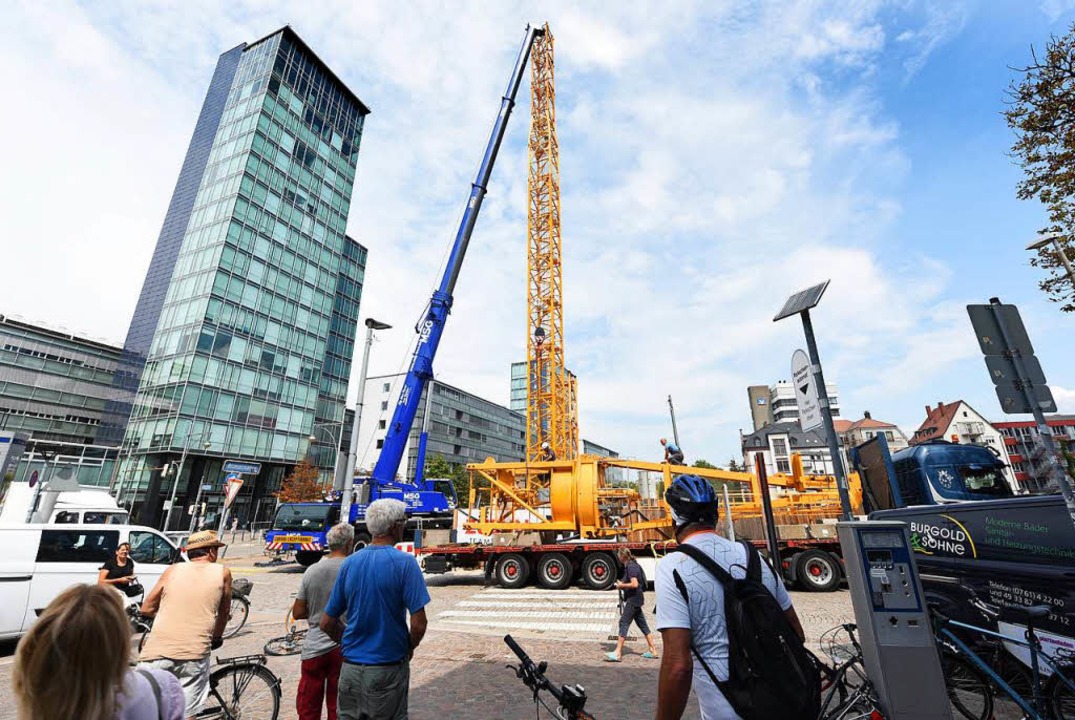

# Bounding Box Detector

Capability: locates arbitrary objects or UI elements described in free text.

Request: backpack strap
[136,669,164,720]
[739,540,762,582]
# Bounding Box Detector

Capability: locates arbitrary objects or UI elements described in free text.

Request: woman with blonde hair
[13,583,184,719]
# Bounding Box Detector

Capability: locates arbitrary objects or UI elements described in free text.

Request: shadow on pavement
[410,659,700,720]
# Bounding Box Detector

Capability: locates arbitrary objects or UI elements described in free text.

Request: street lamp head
[203,441,212,450]
[309,434,318,443]
[365,318,392,331]
[1027,231,1064,251]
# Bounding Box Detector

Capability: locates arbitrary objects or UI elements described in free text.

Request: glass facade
[116,28,370,528]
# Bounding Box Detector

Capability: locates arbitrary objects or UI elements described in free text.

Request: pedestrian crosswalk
[437,588,622,636]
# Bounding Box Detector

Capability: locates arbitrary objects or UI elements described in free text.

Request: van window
[84,512,128,525]
[36,530,119,564]
[53,511,81,524]
[130,531,175,564]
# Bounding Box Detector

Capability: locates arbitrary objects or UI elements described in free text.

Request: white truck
[0,481,128,526]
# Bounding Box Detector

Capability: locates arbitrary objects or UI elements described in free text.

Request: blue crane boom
[371,24,545,483]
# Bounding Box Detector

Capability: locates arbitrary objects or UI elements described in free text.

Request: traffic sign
[968,304,1034,356]
[995,383,1057,415]
[201,484,213,491]
[791,349,822,431]
[28,470,38,488]
[984,355,1047,386]
[224,476,244,508]
[223,460,261,475]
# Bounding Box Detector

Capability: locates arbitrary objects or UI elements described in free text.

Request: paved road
[0,541,858,719]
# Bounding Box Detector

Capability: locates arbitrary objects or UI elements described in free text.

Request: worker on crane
[539,442,556,461]
[661,438,684,466]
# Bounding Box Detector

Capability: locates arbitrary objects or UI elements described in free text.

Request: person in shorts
[606,547,660,662]
[139,530,232,718]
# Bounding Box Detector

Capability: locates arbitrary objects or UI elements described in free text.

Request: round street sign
[28,470,38,488]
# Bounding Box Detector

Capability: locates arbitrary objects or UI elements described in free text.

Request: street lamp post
[309,422,344,488]
[1028,231,1075,297]
[162,430,210,531]
[342,318,391,521]
[187,440,215,534]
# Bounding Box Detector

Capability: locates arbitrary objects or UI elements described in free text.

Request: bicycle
[505,635,594,720]
[223,577,253,639]
[815,624,884,720]
[932,603,1075,720]
[194,654,281,720]
[264,627,307,656]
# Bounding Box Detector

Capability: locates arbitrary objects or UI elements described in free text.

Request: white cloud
[0,0,987,465]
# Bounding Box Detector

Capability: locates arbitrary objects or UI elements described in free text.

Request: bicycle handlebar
[504,635,592,719]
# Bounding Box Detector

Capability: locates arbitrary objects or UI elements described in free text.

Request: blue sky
[1,1,1074,467]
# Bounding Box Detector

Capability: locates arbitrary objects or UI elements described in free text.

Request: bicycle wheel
[223,597,249,639]
[942,653,993,720]
[263,633,303,657]
[1049,665,1075,720]
[199,662,280,720]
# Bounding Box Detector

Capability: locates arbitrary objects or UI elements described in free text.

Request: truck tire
[580,552,617,591]
[795,549,841,592]
[295,550,322,568]
[495,553,530,589]
[536,553,574,590]
[353,532,372,552]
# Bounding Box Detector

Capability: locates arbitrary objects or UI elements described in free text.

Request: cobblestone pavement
[0,541,857,719]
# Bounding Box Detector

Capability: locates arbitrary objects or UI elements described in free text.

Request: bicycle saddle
[999,604,1051,624]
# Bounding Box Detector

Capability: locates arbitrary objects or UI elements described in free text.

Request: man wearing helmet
[653,475,805,720]
[538,442,556,461]
[660,438,684,465]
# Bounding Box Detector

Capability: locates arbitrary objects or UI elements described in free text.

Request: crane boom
[372,25,545,482]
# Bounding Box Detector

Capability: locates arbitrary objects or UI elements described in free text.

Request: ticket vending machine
[837,521,953,720]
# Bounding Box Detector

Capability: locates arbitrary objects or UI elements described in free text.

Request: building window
[378,420,386,429]
[776,459,791,473]
[382,382,390,393]
[376,439,384,449]
[771,438,788,456]
[381,401,388,411]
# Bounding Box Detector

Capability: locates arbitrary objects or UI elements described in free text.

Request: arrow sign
[791,349,822,431]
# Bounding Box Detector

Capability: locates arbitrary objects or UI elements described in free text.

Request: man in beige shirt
[139,530,233,719]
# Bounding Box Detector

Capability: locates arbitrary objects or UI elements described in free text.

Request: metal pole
[668,395,681,447]
[754,452,781,563]
[188,472,207,534]
[414,387,434,485]
[722,483,735,541]
[988,299,1075,527]
[1050,237,1075,290]
[332,421,344,491]
[343,322,377,522]
[26,452,54,524]
[800,309,853,520]
[162,443,191,532]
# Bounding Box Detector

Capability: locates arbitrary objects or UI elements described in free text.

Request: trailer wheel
[353,532,372,552]
[295,550,322,568]
[580,552,617,591]
[495,553,530,589]
[536,553,574,590]
[795,549,840,592]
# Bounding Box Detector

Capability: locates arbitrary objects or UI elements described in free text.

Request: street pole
[343,318,391,522]
[801,309,854,520]
[667,395,680,448]
[988,298,1075,527]
[162,431,205,532]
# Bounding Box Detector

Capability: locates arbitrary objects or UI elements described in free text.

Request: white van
[0,483,129,526]
[0,524,181,639]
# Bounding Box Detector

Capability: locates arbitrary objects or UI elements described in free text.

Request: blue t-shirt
[324,545,430,664]
[666,441,681,454]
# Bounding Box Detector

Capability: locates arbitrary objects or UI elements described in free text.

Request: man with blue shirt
[320,499,429,720]
[661,437,685,465]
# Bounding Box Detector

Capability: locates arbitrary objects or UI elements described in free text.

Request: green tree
[727,458,744,473]
[424,454,469,506]
[692,459,717,469]
[1006,26,1075,312]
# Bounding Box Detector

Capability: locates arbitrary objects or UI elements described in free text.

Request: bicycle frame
[936,616,1075,719]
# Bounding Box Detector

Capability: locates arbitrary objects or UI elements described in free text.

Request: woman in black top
[97,542,136,593]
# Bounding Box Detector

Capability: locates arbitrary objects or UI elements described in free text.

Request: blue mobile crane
[265,25,545,566]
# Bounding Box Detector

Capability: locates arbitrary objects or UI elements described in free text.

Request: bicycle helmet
[665,474,718,527]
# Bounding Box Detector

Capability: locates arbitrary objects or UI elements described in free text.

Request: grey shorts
[337,660,410,720]
[618,604,651,638]
[138,656,211,717]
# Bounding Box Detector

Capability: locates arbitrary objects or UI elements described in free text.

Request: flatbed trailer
[417,533,846,592]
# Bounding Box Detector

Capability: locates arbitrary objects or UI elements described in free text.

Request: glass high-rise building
[112,28,370,528]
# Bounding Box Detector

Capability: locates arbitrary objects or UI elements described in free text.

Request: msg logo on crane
[910,515,978,558]
[417,320,434,344]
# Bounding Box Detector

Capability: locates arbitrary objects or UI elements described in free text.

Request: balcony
[956,421,985,437]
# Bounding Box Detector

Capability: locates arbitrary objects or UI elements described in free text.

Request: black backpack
[671,541,820,720]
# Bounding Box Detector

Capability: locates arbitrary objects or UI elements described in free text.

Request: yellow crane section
[465,455,863,540]
[525,23,577,462]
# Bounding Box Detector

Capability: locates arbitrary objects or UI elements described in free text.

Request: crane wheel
[495,553,531,589]
[581,552,617,591]
[536,553,574,590]
[795,549,841,592]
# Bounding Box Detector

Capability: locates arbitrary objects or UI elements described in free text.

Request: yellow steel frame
[526,24,577,462]
[465,455,864,540]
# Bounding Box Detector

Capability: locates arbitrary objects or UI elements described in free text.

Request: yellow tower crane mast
[526,24,578,462]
